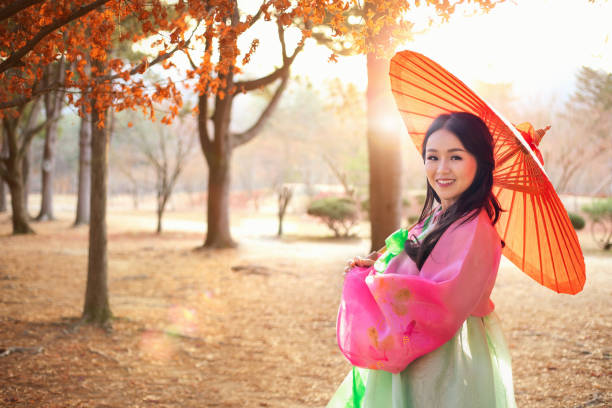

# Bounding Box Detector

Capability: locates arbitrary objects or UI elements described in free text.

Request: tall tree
[82,79,111,324]
[277,185,293,237]
[312,0,507,250]
[127,111,195,233]
[180,1,346,248]
[76,3,190,325]
[36,58,67,221]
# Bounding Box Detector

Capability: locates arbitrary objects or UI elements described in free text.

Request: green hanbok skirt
[326,312,517,408]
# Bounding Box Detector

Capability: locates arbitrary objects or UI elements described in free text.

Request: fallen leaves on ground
[0,211,610,407]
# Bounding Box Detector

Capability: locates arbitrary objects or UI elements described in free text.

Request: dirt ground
[0,206,610,408]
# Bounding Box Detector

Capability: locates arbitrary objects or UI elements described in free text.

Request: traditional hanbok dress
[326,208,517,408]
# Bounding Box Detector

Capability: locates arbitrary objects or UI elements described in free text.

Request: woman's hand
[344,251,380,276]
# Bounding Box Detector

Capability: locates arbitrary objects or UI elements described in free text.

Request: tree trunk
[277,186,292,237]
[277,216,283,237]
[21,145,31,214]
[37,61,65,221]
[36,117,57,220]
[1,116,35,234]
[0,134,6,213]
[156,189,168,234]
[74,109,91,225]
[156,206,163,234]
[81,105,111,325]
[0,181,6,212]
[204,155,235,247]
[131,184,139,210]
[199,90,237,249]
[366,53,402,252]
[7,173,34,234]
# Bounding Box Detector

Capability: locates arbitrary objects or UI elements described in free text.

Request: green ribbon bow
[373,214,434,274]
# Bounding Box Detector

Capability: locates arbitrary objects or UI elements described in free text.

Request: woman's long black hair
[405,112,504,269]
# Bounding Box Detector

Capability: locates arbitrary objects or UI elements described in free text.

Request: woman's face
[424,128,478,211]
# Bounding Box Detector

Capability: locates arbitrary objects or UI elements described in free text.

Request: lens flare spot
[167,305,198,336]
[139,331,175,361]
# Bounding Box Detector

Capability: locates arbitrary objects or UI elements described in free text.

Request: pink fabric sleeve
[336,209,502,373]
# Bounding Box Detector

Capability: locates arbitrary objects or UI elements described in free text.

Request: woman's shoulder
[450,207,501,246]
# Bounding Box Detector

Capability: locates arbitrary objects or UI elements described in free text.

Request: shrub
[360,198,369,213]
[568,212,585,230]
[307,196,359,237]
[582,198,612,222]
[582,198,612,250]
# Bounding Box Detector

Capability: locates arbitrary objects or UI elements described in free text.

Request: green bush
[582,198,612,222]
[568,212,585,230]
[360,198,369,213]
[307,196,359,237]
[582,198,612,251]
[414,193,426,205]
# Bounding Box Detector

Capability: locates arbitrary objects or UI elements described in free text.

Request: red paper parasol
[389,50,585,294]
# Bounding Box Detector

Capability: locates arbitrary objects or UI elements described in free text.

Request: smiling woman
[329,112,515,408]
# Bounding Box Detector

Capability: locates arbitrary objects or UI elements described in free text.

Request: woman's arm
[336,210,501,373]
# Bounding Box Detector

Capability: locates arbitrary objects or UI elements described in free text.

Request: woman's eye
[451,155,462,160]
[426,155,438,161]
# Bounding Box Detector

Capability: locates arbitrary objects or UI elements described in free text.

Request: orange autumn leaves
[1,0,187,125]
[1,0,506,126]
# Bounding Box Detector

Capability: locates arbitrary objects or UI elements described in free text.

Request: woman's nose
[437,158,451,173]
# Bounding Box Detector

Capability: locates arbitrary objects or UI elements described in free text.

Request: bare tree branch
[231,21,305,148]
[184,49,199,70]
[247,1,272,28]
[231,70,288,148]
[137,129,164,174]
[234,23,303,92]
[322,153,354,197]
[107,35,192,81]
[234,64,287,93]
[277,19,288,61]
[19,113,60,160]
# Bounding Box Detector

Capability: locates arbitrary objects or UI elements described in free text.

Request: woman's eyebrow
[425,148,466,153]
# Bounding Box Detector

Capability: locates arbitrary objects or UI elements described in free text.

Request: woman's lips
[436,179,455,187]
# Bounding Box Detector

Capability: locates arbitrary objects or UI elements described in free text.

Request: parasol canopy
[389,50,585,294]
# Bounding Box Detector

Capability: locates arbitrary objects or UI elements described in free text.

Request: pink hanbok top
[336,208,502,373]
